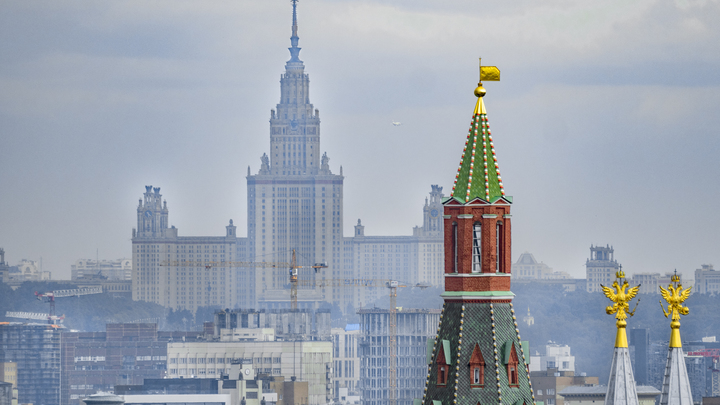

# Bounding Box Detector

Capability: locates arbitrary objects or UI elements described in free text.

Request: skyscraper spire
[288,0,302,64]
[601,270,641,405]
[658,273,693,405]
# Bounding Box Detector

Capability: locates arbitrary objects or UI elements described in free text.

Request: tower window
[469,344,485,388]
[452,222,458,273]
[472,222,482,272]
[496,221,504,273]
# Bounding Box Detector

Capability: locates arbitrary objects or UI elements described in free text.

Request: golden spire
[601,268,641,348]
[473,58,500,115]
[660,270,691,348]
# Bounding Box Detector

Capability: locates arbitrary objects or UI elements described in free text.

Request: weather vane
[473,58,500,114]
[601,268,641,347]
[659,270,691,348]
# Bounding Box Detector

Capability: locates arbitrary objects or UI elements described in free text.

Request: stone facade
[585,245,620,293]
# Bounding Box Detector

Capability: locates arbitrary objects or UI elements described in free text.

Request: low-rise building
[61,323,199,405]
[166,339,332,405]
[529,369,599,405]
[558,384,660,405]
[530,343,575,373]
[72,259,132,281]
[512,253,571,280]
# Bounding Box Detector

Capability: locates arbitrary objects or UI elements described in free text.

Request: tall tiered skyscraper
[423,62,534,405]
[246,0,346,309]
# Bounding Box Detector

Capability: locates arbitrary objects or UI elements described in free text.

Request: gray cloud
[0,0,718,279]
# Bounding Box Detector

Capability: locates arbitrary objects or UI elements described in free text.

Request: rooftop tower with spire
[245,0,346,311]
[658,273,693,405]
[422,60,534,405]
[600,270,641,405]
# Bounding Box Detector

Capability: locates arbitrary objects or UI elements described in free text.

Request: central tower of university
[245,0,346,309]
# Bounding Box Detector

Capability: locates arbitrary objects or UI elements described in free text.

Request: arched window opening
[472,222,482,272]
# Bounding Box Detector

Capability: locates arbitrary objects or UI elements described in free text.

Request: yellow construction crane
[296,278,429,405]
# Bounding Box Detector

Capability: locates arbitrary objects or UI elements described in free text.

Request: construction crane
[5,311,65,324]
[688,349,720,395]
[161,249,328,311]
[295,278,429,405]
[35,287,103,323]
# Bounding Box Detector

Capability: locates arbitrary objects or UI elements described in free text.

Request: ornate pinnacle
[601,269,641,348]
[288,0,302,63]
[659,271,691,348]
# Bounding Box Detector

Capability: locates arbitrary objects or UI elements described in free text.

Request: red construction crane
[34,287,102,323]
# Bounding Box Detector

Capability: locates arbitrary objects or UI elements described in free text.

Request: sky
[1,0,719,280]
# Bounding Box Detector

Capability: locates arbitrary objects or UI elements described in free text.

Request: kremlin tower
[422,61,534,405]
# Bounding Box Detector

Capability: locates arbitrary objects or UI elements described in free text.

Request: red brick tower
[422,61,534,405]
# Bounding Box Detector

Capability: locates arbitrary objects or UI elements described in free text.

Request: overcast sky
[1,0,719,280]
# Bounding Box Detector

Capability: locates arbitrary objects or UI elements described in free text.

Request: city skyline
[1,0,719,280]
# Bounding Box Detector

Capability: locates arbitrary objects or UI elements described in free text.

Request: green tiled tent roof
[451,98,506,203]
[423,302,534,405]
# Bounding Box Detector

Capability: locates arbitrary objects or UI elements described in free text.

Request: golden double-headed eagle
[659,279,691,322]
[601,272,640,326]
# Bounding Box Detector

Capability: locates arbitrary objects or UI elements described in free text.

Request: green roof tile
[450,98,507,203]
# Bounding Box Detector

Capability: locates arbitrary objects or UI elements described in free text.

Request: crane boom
[34,287,102,323]
[160,260,291,268]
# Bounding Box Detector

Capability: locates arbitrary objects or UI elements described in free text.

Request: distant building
[166,340,332,405]
[0,323,63,405]
[332,324,361,399]
[0,382,12,405]
[632,272,684,295]
[358,308,440,405]
[213,308,331,341]
[0,362,16,388]
[512,253,571,280]
[694,264,720,294]
[530,369,599,405]
[117,363,269,405]
[127,2,447,315]
[558,384,660,405]
[529,343,575,373]
[60,323,199,405]
[71,259,132,281]
[6,259,51,282]
[345,186,444,309]
[628,328,649,385]
[585,245,620,293]
[0,249,8,283]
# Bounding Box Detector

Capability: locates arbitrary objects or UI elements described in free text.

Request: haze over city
[1,0,719,280]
